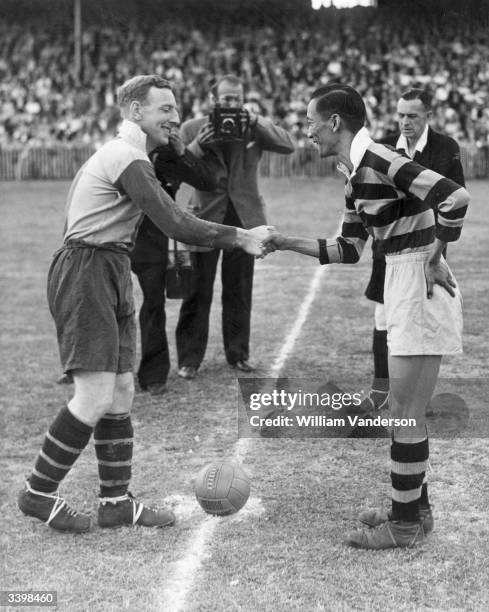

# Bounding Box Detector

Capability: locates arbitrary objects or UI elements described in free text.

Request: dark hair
[117,75,172,108]
[311,84,366,133]
[399,88,432,110]
[210,74,243,97]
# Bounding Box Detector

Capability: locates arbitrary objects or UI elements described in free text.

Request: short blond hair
[117,75,172,109]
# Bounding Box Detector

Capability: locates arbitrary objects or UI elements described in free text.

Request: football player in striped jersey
[264,84,469,550]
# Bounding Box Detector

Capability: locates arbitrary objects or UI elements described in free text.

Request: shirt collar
[349,126,373,174]
[396,124,429,158]
[118,119,147,152]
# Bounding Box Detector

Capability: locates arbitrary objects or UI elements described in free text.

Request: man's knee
[115,373,135,400]
[108,373,135,414]
[69,371,117,426]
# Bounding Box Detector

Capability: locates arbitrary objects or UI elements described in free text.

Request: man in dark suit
[175,75,295,379]
[130,131,217,395]
[364,88,465,411]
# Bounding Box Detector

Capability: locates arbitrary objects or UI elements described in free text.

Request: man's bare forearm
[280,236,342,263]
[427,238,448,263]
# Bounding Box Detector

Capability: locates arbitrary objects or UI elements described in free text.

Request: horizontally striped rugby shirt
[333,128,469,263]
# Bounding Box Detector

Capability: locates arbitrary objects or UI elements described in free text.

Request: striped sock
[372,328,389,392]
[94,413,133,498]
[420,478,430,507]
[391,437,429,522]
[419,434,430,506]
[29,407,93,493]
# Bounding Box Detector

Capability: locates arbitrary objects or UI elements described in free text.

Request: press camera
[210,105,250,141]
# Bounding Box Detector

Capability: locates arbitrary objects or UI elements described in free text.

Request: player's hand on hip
[424,257,456,299]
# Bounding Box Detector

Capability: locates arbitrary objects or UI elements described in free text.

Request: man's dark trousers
[176,202,254,369]
[130,228,170,389]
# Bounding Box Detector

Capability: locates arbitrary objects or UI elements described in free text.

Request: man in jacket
[130,130,217,395]
[364,88,465,412]
[175,74,295,379]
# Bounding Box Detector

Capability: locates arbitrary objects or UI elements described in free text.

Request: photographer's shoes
[143,383,167,396]
[231,360,256,373]
[177,361,255,378]
[178,366,198,380]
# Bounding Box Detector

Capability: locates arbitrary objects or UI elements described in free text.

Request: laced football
[194,461,250,516]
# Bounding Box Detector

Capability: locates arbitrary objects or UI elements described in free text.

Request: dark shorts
[365,255,386,304]
[47,241,136,374]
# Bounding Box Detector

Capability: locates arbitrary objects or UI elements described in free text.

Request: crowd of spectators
[1,3,489,150]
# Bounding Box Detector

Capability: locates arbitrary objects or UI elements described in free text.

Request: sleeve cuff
[318,239,329,265]
[435,225,461,242]
[210,225,238,250]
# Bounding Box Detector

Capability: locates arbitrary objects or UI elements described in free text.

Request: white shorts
[384,249,463,356]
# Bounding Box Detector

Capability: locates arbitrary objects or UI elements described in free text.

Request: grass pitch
[1,178,488,611]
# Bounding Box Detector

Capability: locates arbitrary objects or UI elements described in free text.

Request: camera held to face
[210,105,250,141]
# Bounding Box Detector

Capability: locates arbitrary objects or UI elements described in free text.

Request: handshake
[237,225,285,258]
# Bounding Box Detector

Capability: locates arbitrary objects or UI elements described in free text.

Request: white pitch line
[267,265,325,380]
[156,264,328,612]
[156,516,218,612]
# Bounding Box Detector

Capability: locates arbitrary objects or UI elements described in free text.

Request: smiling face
[306,98,338,158]
[137,86,180,150]
[397,98,430,144]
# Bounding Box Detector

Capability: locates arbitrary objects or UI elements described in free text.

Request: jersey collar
[396,124,429,158]
[118,119,147,152]
[349,126,373,176]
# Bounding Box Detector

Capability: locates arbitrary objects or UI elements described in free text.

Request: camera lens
[221,118,236,134]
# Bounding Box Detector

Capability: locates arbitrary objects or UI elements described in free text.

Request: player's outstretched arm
[263,230,342,263]
[119,159,237,249]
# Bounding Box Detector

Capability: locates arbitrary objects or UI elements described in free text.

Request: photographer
[176,74,295,379]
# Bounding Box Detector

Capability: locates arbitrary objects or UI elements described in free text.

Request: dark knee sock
[94,413,133,498]
[420,479,429,507]
[372,328,389,392]
[29,406,93,493]
[391,437,429,522]
[419,434,430,506]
